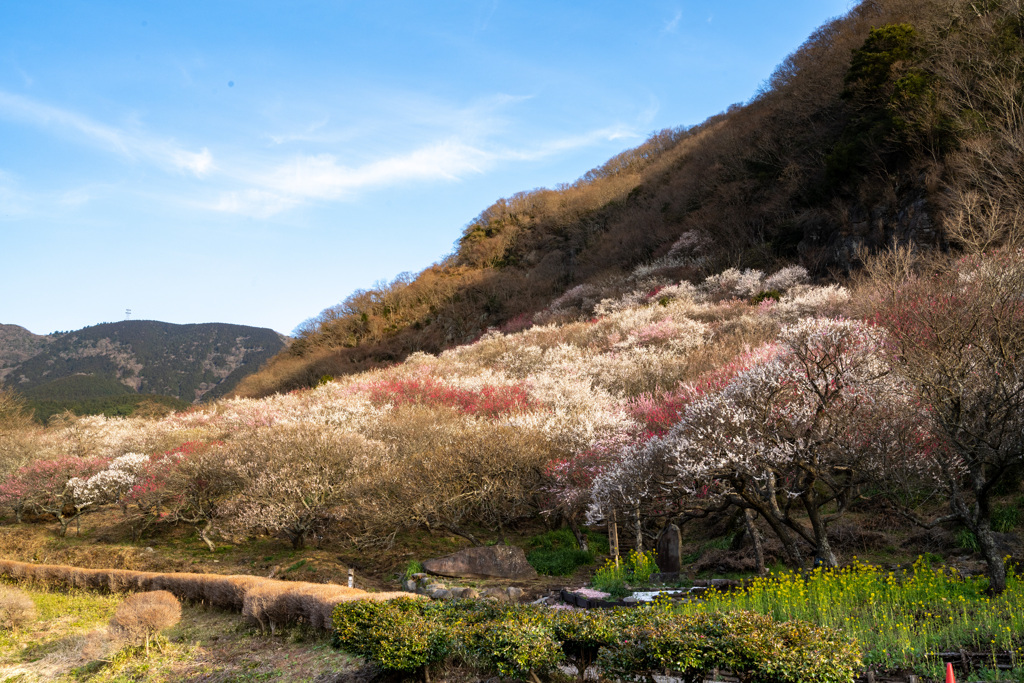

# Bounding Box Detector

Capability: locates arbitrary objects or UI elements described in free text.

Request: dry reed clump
[0,559,417,634]
[243,579,398,633]
[110,590,181,655]
[0,584,37,630]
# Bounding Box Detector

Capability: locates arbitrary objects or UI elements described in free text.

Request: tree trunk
[199,520,216,552]
[804,494,838,568]
[443,524,483,547]
[975,521,1008,594]
[567,518,589,551]
[739,493,805,568]
[744,509,766,575]
[631,506,643,553]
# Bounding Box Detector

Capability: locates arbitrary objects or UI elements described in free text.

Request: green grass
[524,528,608,576]
[667,558,1024,679]
[993,499,1023,532]
[401,559,425,580]
[590,550,658,598]
[0,584,358,682]
[681,534,735,564]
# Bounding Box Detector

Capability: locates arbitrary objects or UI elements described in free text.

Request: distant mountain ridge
[0,324,53,383]
[1,320,288,404]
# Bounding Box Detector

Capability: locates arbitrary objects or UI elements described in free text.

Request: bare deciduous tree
[226,424,375,550]
[875,249,1024,593]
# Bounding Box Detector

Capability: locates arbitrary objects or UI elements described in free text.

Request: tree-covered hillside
[0,325,52,385]
[237,0,1024,398]
[2,320,287,404]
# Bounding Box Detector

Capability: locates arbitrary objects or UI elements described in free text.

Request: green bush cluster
[591,550,658,597]
[992,499,1023,532]
[525,529,607,576]
[750,289,782,305]
[599,609,861,683]
[331,598,861,683]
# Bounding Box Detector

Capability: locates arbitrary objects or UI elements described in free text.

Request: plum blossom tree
[2,456,109,536]
[545,437,625,551]
[614,318,907,568]
[583,345,785,547]
[121,441,237,548]
[874,249,1024,593]
[226,424,373,550]
[70,453,151,508]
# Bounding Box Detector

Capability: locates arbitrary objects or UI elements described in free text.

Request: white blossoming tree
[226,424,374,550]
[661,318,908,567]
[70,453,151,508]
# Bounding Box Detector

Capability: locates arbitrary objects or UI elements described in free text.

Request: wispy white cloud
[663,9,682,33]
[265,117,332,145]
[170,147,214,175]
[503,125,636,160]
[267,141,489,197]
[0,170,105,218]
[211,189,301,219]
[476,0,500,32]
[211,141,493,217]
[0,90,213,177]
[0,89,640,220]
[211,124,639,217]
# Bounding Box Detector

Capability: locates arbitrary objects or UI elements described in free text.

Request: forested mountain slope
[2,320,287,404]
[0,325,52,385]
[237,0,1024,397]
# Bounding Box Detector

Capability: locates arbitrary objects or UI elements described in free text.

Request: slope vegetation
[238,0,1024,397]
[3,320,287,405]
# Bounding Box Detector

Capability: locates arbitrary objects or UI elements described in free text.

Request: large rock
[656,523,682,573]
[423,545,538,580]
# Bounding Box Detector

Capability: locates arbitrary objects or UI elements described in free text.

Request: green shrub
[591,550,658,597]
[550,608,618,681]
[598,610,861,683]
[461,607,564,680]
[525,529,606,576]
[333,598,451,674]
[751,290,782,305]
[331,599,859,683]
[993,501,1022,533]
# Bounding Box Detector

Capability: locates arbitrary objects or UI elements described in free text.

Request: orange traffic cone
[946,662,956,683]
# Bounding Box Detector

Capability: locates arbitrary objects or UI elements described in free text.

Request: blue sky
[1,1,852,336]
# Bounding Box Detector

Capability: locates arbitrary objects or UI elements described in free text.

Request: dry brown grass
[0,584,36,631]
[0,558,419,634]
[109,590,181,654]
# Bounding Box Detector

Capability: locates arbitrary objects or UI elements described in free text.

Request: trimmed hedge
[0,559,417,633]
[332,599,862,683]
